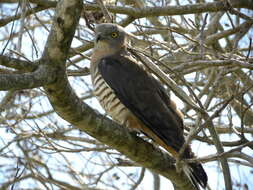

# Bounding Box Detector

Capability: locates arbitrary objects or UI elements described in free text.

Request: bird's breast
[91,65,138,129]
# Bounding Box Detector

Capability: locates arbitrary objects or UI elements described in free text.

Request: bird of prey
[90,23,207,189]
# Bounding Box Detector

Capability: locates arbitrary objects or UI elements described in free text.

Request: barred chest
[90,63,130,126]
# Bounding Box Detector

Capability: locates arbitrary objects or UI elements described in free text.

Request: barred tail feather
[182,162,208,190]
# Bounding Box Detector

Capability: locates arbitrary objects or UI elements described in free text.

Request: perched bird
[90,23,207,189]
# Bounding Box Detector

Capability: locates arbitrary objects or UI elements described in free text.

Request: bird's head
[94,23,127,50]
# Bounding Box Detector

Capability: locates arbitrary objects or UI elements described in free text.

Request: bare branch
[0,55,38,71]
[0,65,56,90]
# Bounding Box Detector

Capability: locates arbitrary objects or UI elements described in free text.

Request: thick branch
[45,76,195,190]
[0,55,38,71]
[83,0,253,18]
[0,65,56,90]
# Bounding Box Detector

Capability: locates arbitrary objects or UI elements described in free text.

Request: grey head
[94,23,127,49]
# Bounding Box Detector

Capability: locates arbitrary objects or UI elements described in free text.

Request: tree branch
[0,55,38,71]
[0,65,56,90]
[83,0,253,18]
[0,5,51,27]
[40,0,196,189]
[1,0,252,28]
[206,20,253,45]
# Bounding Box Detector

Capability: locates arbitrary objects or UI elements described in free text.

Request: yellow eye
[111,32,118,38]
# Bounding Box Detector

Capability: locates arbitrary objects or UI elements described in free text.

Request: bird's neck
[91,42,127,63]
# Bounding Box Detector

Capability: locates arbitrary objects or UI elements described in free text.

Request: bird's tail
[182,161,208,190]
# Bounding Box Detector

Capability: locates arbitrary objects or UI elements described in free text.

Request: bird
[90,23,208,190]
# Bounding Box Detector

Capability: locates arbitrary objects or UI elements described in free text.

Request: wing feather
[98,55,185,152]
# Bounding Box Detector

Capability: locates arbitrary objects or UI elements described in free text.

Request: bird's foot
[175,157,184,173]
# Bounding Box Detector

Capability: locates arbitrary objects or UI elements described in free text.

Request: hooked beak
[95,33,103,43]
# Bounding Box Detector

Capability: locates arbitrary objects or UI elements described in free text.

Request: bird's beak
[95,33,103,43]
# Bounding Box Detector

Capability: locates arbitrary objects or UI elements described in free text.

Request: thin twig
[225,0,253,21]
[130,168,146,190]
[97,0,113,23]
[200,13,208,58]
[128,48,203,113]
[1,3,20,55]
[186,141,253,163]
[246,37,252,60]
[17,0,27,55]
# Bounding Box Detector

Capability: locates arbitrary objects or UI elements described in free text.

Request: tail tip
[183,162,208,190]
